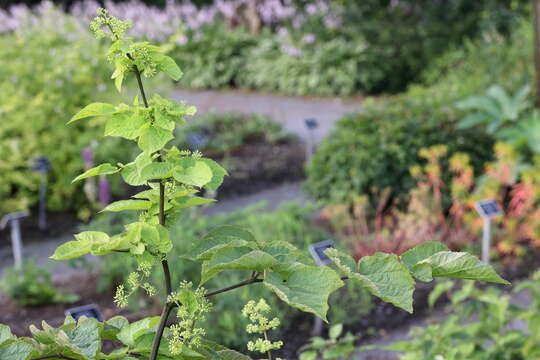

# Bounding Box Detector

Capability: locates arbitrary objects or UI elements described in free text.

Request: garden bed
[0,272,159,337]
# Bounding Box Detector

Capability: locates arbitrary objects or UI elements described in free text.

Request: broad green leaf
[172,196,215,209]
[184,225,256,261]
[69,102,115,124]
[329,324,343,340]
[401,242,450,270]
[326,249,415,313]
[138,125,174,153]
[357,253,415,313]
[75,231,110,243]
[158,55,183,81]
[102,316,129,340]
[72,163,119,183]
[104,111,146,140]
[51,240,93,260]
[65,317,101,358]
[0,339,33,360]
[51,231,109,260]
[264,266,344,321]
[200,248,276,284]
[415,251,509,284]
[200,158,228,191]
[0,325,14,345]
[140,162,174,181]
[101,199,151,213]
[121,163,146,186]
[116,317,160,346]
[173,161,213,188]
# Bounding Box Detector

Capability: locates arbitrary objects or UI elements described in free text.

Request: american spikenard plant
[0,9,511,360]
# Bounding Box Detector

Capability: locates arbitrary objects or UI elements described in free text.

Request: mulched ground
[212,142,306,198]
[0,272,160,337]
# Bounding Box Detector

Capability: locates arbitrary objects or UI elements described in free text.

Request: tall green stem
[130,61,173,360]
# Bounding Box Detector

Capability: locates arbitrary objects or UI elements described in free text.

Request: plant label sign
[309,240,335,266]
[65,304,103,321]
[304,118,319,129]
[475,199,503,219]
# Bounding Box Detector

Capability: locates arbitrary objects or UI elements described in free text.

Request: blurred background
[1,0,540,359]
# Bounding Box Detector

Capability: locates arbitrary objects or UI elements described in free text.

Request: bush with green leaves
[0,10,509,360]
[306,19,534,205]
[0,261,79,306]
[380,272,540,359]
[299,323,355,360]
[0,4,134,217]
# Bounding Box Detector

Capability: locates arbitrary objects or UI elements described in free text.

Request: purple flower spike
[82,147,93,165]
[99,176,111,206]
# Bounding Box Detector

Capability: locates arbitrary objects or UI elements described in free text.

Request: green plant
[305,102,493,206]
[0,10,509,360]
[0,261,79,306]
[381,271,540,359]
[299,323,355,360]
[306,17,538,206]
[0,5,134,217]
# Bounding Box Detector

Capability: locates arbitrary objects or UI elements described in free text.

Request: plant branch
[205,277,263,298]
[149,301,174,360]
[264,331,273,360]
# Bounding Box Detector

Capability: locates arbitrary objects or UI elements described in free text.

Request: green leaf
[50,231,109,260]
[121,163,146,186]
[69,102,115,124]
[101,200,151,213]
[200,248,276,284]
[72,163,119,183]
[51,240,93,260]
[65,317,101,358]
[138,125,174,153]
[264,266,344,321]
[200,158,228,191]
[415,251,510,284]
[0,325,14,345]
[102,316,129,340]
[117,317,160,346]
[326,249,415,313]
[329,324,343,340]
[172,196,215,209]
[173,161,213,188]
[139,162,174,181]
[105,111,146,140]
[158,55,183,81]
[185,225,256,261]
[357,253,416,313]
[401,242,450,270]
[0,339,33,360]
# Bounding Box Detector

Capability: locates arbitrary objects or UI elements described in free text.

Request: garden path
[172,89,362,144]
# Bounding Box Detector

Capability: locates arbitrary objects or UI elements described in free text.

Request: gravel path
[172,89,361,144]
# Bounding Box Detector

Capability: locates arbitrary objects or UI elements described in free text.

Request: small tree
[0,10,509,360]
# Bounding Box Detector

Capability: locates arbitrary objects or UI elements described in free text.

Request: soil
[212,141,306,198]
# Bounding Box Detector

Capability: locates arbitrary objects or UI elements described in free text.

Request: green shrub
[172,23,259,90]
[305,19,533,204]
[0,8,132,216]
[0,261,79,306]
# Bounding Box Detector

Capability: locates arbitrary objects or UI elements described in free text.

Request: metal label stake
[474,199,503,264]
[1,211,30,269]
